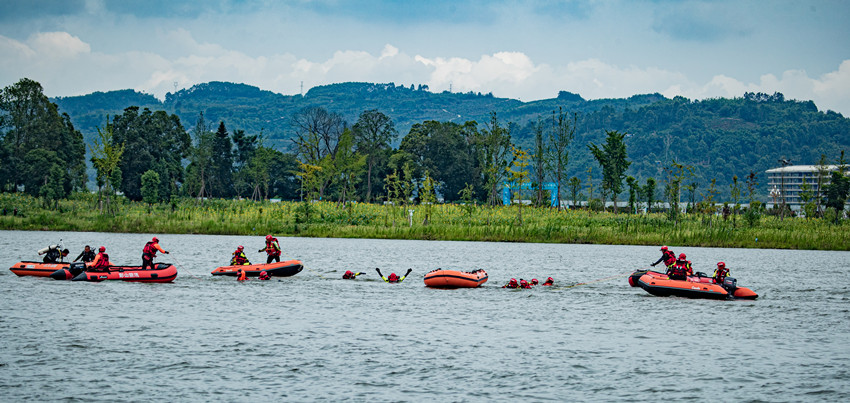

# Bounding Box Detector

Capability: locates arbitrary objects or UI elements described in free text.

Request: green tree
[184,112,214,199]
[547,108,576,210]
[331,129,366,205]
[744,171,761,227]
[588,130,631,213]
[531,117,548,207]
[420,170,437,224]
[0,78,86,195]
[568,176,582,209]
[141,169,161,210]
[507,146,531,225]
[664,161,694,222]
[823,151,849,221]
[112,106,189,201]
[626,176,638,214]
[477,112,513,206]
[290,106,346,199]
[643,178,656,213]
[209,121,234,197]
[400,120,480,202]
[352,109,397,203]
[90,117,125,215]
[730,175,741,226]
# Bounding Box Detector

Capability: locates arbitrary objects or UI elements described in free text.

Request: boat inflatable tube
[70,263,177,283]
[211,259,303,277]
[631,270,757,300]
[9,261,81,277]
[424,269,488,288]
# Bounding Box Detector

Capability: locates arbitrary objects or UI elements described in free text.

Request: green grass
[1,192,848,250]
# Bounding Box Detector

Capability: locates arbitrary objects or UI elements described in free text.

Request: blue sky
[1,0,849,115]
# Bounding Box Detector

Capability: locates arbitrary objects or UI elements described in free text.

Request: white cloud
[675,61,850,114]
[29,32,90,59]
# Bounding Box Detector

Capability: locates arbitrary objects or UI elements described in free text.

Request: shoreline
[1,193,847,251]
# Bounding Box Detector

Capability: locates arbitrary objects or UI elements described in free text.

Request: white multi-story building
[765,165,843,210]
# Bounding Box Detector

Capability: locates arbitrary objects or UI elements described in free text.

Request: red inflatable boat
[9,261,84,277]
[211,259,303,277]
[629,270,757,300]
[54,263,178,283]
[424,269,488,288]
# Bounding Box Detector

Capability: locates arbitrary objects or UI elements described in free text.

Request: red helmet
[531,279,539,285]
[152,237,159,243]
[99,246,106,252]
[520,279,528,285]
[547,277,554,282]
[388,273,399,282]
[509,278,517,284]
[237,245,244,251]
[679,253,687,260]
[266,235,272,240]
[661,246,668,251]
[259,271,269,279]
[717,262,726,268]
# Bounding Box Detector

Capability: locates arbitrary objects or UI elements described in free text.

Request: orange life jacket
[264,238,281,256]
[93,252,109,269]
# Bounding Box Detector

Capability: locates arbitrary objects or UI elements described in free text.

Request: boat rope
[550,270,637,291]
[280,251,326,279]
[170,255,203,280]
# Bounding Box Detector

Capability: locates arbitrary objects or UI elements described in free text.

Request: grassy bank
[1,193,847,250]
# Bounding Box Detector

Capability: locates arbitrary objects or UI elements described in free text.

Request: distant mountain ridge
[52,81,850,199]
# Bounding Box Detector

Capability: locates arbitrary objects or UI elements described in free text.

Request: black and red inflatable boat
[629,270,758,300]
[51,263,177,283]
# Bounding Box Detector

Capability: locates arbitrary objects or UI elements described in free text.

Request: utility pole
[300,81,304,97]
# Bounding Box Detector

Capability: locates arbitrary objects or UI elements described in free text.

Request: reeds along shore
[1,192,847,251]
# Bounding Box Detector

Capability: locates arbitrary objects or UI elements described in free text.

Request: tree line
[3,78,849,224]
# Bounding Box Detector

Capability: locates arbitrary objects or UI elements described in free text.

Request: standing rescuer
[142,237,168,270]
[651,246,676,269]
[259,235,281,263]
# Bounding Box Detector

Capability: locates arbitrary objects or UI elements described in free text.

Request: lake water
[1,230,849,401]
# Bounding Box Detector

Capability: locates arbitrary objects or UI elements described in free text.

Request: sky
[1,0,849,115]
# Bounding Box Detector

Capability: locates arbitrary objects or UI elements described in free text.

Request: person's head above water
[531,279,539,285]
[388,273,399,282]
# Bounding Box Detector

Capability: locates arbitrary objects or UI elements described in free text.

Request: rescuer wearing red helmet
[519,279,531,289]
[376,267,412,283]
[231,245,250,266]
[651,245,676,269]
[258,270,271,281]
[91,246,111,271]
[503,278,520,288]
[713,262,730,284]
[667,252,691,280]
[142,237,168,270]
[258,234,282,263]
[542,277,555,286]
[342,270,364,279]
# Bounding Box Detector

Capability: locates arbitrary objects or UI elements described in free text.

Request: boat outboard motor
[50,262,87,280]
[721,277,738,292]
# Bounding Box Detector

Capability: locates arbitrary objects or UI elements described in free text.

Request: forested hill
[52,81,850,199]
